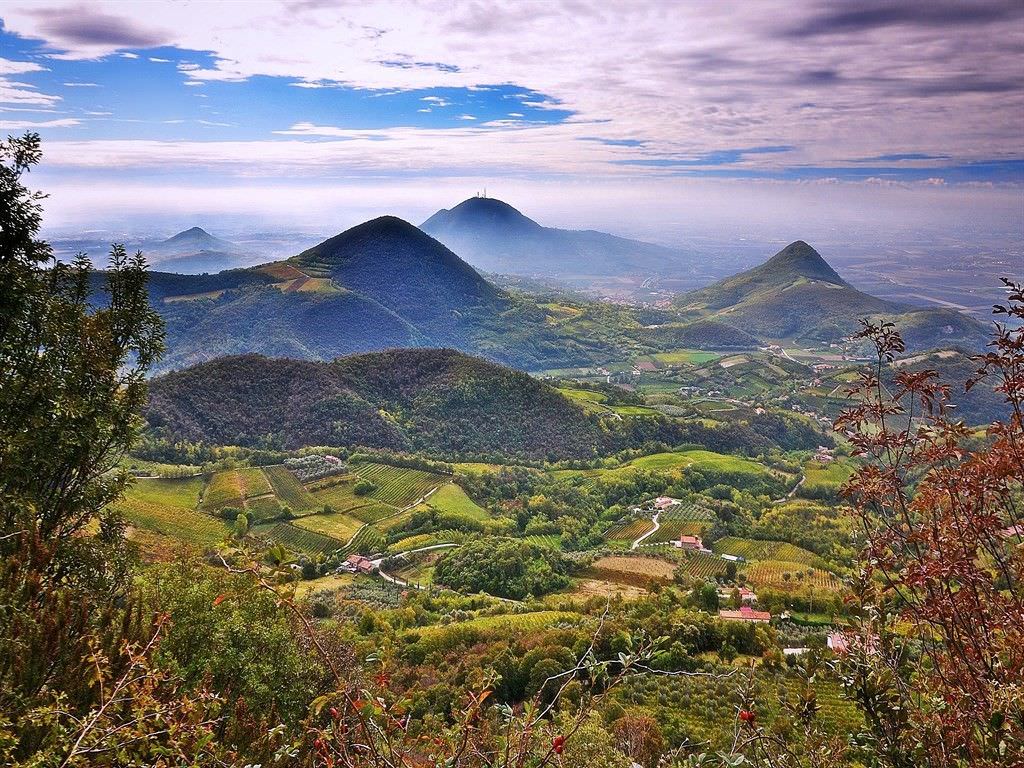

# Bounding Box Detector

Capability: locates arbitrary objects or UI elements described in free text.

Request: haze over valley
[2,2,1022,766]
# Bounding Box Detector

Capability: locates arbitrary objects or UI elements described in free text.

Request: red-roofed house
[675,535,704,551]
[719,606,771,623]
[653,496,678,511]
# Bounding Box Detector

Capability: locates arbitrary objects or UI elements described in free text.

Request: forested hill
[671,240,990,350]
[144,350,611,460]
[128,216,618,374]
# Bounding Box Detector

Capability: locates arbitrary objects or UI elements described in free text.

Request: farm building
[342,554,377,574]
[674,534,704,551]
[720,553,745,563]
[633,361,658,373]
[718,586,757,604]
[719,606,771,623]
[652,496,680,511]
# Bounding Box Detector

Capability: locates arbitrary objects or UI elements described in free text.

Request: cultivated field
[352,462,447,507]
[711,536,823,567]
[585,555,676,587]
[290,511,364,542]
[115,477,228,546]
[264,464,318,511]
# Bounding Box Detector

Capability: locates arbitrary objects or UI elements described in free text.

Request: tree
[0,132,164,557]
[612,713,665,768]
[835,290,1024,767]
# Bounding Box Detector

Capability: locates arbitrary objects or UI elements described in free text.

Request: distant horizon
[1,1,1020,249]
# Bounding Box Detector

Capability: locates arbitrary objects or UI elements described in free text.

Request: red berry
[552,735,565,754]
[329,707,339,720]
[739,709,755,724]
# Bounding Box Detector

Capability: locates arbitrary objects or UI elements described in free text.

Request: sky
[0,0,1022,242]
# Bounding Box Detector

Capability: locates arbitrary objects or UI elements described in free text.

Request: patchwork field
[585,555,676,587]
[711,536,823,567]
[291,511,364,542]
[114,477,227,546]
[264,465,319,511]
[352,462,447,507]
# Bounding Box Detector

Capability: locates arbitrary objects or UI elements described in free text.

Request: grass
[412,483,488,519]
[352,462,447,507]
[260,522,342,555]
[114,477,227,546]
[237,467,273,498]
[200,470,245,511]
[651,349,722,366]
[295,573,356,599]
[711,536,823,567]
[264,465,318,511]
[585,555,676,587]
[290,511,364,542]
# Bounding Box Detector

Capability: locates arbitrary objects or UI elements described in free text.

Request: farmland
[352,462,448,507]
[264,465,318,510]
[260,522,343,556]
[290,510,364,542]
[745,560,843,591]
[603,518,654,543]
[114,477,227,546]
[711,536,824,567]
[585,555,676,587]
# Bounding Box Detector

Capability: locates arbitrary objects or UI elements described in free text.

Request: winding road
[630,513,660,550]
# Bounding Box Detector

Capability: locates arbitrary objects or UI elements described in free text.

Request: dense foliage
[433,539,572,599]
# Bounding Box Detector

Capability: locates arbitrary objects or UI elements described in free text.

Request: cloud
[783,0,1023,37]
[0,117,80,128]
[0,58,47,75]
[0,0,1020,194]
[149,56,171,63]
[63,81,99,87]
[24,5,165,53]
[458,114,476,120]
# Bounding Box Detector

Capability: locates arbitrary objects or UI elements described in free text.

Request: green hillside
[672,240,988,350]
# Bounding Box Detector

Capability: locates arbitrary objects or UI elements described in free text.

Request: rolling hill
[145,226,250,274]
[144,349,611,460]
[421,196,686,277]
[671,240,989,350]
[143,216,619,373]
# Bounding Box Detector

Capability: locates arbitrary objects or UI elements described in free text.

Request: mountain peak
[762,240,845,285]
[421,196,542,233]
[161,226,230,248]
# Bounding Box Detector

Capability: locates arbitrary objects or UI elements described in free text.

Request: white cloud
[63,82,99,87]
[458,114,476,120]
[0,58,47,75]
[0,117,80,128]
[119,52,139,59]
[149,57,171,63]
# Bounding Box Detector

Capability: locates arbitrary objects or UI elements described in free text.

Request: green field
[114,477,228,546]
[200,470,245,511]
[413,483,489,519]
[650,349,722,366]
[648,519,709,543]
[290,510,364,541]
[711,536,823,567]
[352,462,447,507]
[264,465,318,511]
[308,475,389,514]
[237,467,273,498]
[260,522,342,555]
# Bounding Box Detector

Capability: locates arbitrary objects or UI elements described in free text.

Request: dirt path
[631,513,660,550]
